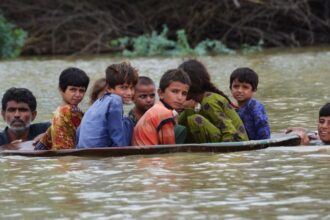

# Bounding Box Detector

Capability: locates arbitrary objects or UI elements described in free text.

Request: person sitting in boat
[132,68,191,146]
[178,59,249,143]
[76,61,138,148]
[286,103,330,145]
[0,87,50,146]
[89,77,107,105]
[128,76,156,126]
[229,67,271,140]
[34,67,90,150]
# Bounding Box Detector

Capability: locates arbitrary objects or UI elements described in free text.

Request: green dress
[179,92,249,143]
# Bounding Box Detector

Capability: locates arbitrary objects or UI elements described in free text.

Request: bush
[0,15,27,59]
[111,25,261,57]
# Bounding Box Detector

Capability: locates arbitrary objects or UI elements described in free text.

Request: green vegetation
[0,15,27,59]
[110,26,263,57]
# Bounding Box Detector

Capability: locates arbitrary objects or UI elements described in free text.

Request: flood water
[0,48,330,219]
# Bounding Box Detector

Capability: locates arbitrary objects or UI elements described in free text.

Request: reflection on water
[1,48,330,218]
[1,148,330,219]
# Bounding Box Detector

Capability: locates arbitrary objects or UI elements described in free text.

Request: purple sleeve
[252,102,271,139]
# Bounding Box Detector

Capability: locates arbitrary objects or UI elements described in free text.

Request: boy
[35,67,89,150]
[128,76,156,125]
[287,103,330,145]
[132,68,191,146]
[0,87,50,146]
[230,67,270,140]
[76,62,138,148]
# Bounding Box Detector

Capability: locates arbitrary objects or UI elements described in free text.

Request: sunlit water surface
[0,48,330,219]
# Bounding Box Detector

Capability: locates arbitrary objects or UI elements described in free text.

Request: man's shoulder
[30,122,51,132]
[0,129,8,146]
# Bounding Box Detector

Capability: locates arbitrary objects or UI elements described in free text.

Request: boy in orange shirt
[128,76,156,125]
[132,69,191,146]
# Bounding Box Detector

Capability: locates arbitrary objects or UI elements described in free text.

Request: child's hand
[32,133,46,146]
[286,127,310,145]
[183,99,196,109]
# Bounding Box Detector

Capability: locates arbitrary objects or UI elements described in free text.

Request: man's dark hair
[229,67,259,91]
[319,103,330,117]
[2,87,37,111]
[59,67,90,92]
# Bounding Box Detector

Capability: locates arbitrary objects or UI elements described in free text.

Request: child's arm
[252,102,271,140]
[107,98,130,147]
[204,98,249,142]
[52,105,81,149]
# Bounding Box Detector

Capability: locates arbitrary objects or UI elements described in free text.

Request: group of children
[34,59,271,150]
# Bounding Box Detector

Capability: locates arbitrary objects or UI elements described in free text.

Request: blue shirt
[237,98,271,140]
[76,93,133,148]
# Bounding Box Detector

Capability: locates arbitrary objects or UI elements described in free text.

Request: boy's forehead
[168,81,189,89]
[120,83,134,86]
[67,85,87,89]
[135,84,155,91]
[234,78,248,83]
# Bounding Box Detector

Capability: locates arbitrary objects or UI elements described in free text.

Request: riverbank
[1,0,330,56]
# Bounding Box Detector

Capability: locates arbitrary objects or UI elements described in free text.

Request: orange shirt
[132,102,175,146]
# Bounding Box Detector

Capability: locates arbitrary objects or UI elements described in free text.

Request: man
[287,103,330,145]
[0,87,50,146]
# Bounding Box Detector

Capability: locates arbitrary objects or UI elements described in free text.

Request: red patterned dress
[38,104,83,150]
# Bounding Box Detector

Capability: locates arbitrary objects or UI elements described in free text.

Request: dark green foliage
[0,15,27,59]
[111,26,262,57]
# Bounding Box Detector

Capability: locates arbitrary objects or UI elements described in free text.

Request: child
[229,67,270,140]
[178,59,249,143]
[76,62,138,148]
[287,103,330,145]
[132,68,191,146]
[89,78,107,105]
[128,76,156,125]
[34,67,89,150]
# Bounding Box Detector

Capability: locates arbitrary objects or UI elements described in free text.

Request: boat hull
[0,134,301,157]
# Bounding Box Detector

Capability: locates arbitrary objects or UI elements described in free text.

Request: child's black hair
[59,67,90,92]
[179,59,233,104]
[319,103,330,117]
[229,67,259,91]
[136,76,155,87]
[159,68,191,92]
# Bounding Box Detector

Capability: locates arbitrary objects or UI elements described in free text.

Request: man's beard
[8,119,31,133]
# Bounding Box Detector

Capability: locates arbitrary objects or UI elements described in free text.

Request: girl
[35,67,89,150]
[178,59,249,143]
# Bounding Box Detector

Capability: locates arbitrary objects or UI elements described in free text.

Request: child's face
[318,116,330,144]
[230,79,254,105]
[158,81,189,111]
[61,86,86,106]
[108,83,134,104]
[133,84,156,112]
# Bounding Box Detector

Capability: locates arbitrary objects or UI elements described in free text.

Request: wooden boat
[0,134,301,157]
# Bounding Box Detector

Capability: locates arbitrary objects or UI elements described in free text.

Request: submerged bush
[110,25,262,57]
[0,15,27,59]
